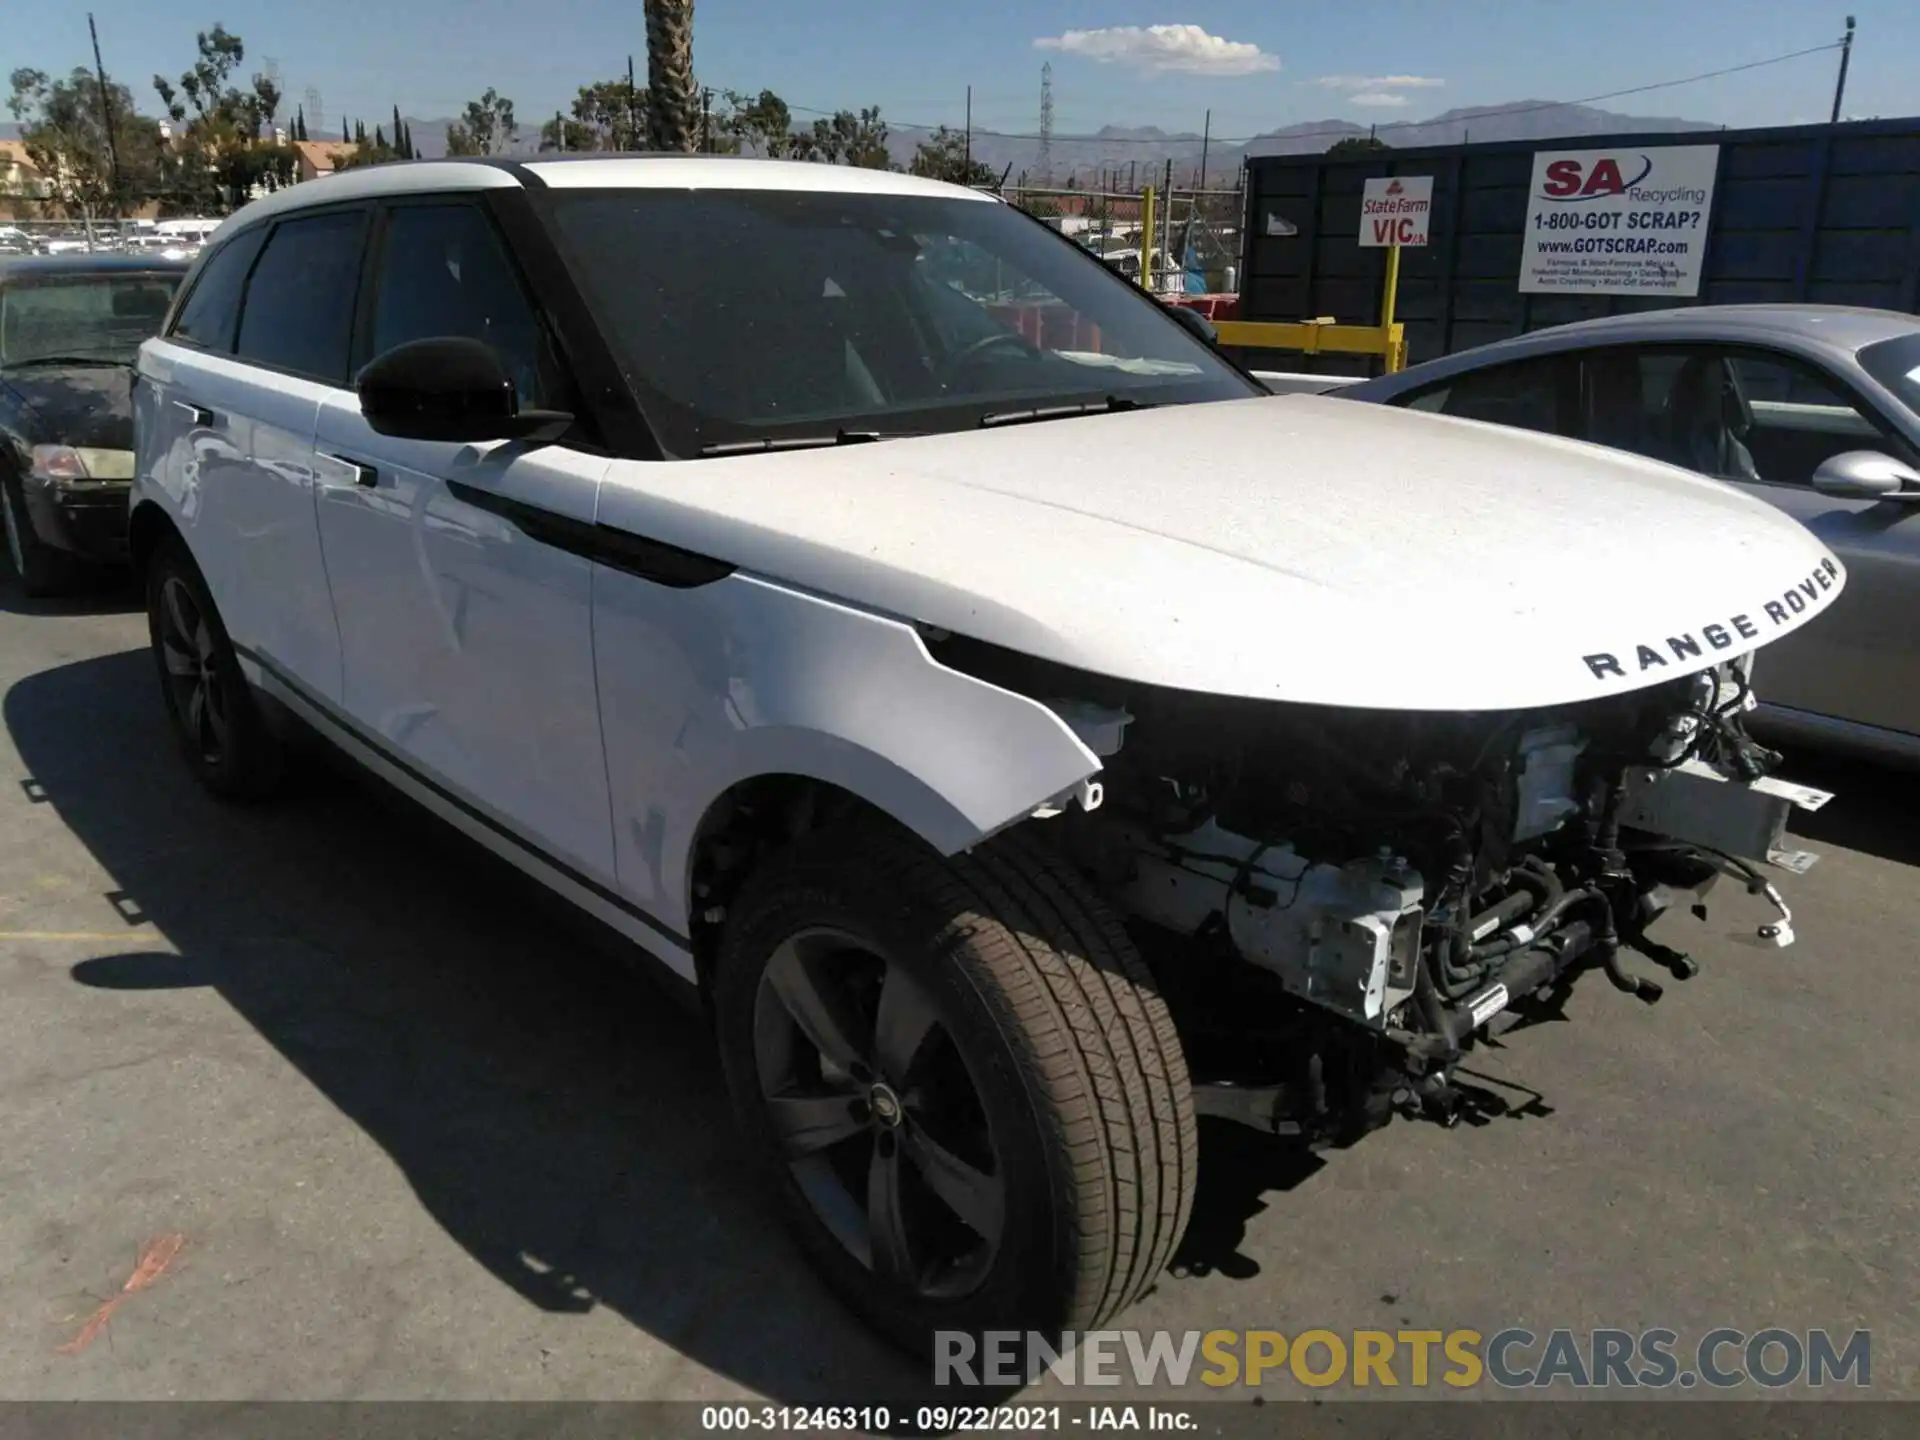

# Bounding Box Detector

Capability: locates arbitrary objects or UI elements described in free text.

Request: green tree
[1327,134,1390,156]
[790,106,890,168]
[716,88,793,157]
[152,25,293,213]
[334,131,403,171]
[292,104,308,142]
[907,126,992,187]
[444,87,516,156]
[7,66,167,218]
[401,121,414,159]
[645,0,698,152]
[539,75,647,152]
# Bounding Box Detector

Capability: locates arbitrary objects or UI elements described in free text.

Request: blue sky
[8,1,1911,140]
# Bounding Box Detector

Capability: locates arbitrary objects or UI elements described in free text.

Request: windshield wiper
[977,396,1156,429]
[4,354,133,370]
[698,429,896,457]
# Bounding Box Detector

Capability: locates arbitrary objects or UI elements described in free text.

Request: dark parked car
[1,254,189,594]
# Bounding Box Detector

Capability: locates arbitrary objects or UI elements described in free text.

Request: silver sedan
[1337,306,1920,766]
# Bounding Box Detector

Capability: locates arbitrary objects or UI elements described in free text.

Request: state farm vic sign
[1519,144,1720,296]
[1359,175,1433,247]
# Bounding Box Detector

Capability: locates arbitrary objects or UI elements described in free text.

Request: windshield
[1858,332,1920,420]
[544,187,1259,455]
[0,272,182,368]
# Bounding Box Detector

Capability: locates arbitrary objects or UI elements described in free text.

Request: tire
[3,475,72,598]
[145,538,287,801]
[715,822,1197,1353]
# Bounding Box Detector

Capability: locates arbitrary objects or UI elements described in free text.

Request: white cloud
[1033,25,1281,77]
[1311,74,1445,90]
[1348,92,1412,108]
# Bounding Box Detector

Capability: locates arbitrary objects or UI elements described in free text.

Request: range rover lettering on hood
[1582,556,1844,682]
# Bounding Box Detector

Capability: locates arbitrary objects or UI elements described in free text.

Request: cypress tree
[402,121,414,159]
[343,118,350,144]
[392,105,404,155]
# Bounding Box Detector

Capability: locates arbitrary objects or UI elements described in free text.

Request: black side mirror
[1165,304,1218,347]
[356,336,572,444]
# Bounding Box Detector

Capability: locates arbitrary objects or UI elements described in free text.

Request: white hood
[594,394,1845,711]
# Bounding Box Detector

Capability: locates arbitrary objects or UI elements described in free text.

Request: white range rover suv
[132,156,1843,1349]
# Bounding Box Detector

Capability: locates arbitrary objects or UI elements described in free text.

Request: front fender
[591,567,1102,938]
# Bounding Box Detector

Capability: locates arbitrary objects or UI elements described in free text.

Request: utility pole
[1830,15,1856,123]
[1037,61,1054,185]
[1161,156,1174,292]
[555,109,566,151]
[1198,109,1211,195]
[627,55,638,149]
[964,85,972,173]
[87,13,123,215]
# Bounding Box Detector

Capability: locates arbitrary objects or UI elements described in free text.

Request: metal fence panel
[1239,116,1920,375]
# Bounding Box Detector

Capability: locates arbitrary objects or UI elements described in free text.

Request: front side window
[170,227,266,353]
[235,210,367,383]
[366,202,566,409]
[0,272,184,368]
[1575,344,1904,487]
[544,188,1257,455]
[1858,332,1920,421]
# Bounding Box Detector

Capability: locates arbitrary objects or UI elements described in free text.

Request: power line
[760,41,1844,146]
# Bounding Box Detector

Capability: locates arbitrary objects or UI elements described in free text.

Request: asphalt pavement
[1,579,1914,1404]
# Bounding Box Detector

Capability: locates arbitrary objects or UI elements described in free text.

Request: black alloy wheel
[753,926,1006,1299]
[155,571,233,767]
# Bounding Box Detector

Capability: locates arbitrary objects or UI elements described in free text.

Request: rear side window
[235,210,367,383]
[1402,357,1575,437]
[169,228,266,352]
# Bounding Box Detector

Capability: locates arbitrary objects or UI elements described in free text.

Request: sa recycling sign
[1519,144,1720,296]
[1359,176,1432,247]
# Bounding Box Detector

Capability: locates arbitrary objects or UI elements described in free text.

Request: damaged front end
[940,636,1830,1143]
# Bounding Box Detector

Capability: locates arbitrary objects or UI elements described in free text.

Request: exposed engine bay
[931,634,1832,1140]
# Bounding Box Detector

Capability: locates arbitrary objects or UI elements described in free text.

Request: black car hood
[1,366,134,450]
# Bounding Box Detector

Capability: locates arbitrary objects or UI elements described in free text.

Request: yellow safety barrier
[1213,319,1407,372]
[1211,241,1410,372]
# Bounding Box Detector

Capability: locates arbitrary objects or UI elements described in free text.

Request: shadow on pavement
[10,647,934,1404]
[0,567,141,617]
[8,646,1352,1399]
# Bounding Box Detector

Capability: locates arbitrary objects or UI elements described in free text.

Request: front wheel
[715,824,1197,1353]
[146,539,287,801]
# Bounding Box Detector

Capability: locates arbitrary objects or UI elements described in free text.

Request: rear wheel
[3,476,72,598]
[146,539,286,801]
[715,824,1196,1353]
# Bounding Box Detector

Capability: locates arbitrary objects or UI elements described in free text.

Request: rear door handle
[172,399,217,426]
[321,452,379,487]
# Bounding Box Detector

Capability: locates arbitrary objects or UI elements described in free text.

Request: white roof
[210,155,992,242]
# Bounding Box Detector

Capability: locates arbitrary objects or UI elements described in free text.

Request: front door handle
[172,399,217,426]
[321,452,379,488]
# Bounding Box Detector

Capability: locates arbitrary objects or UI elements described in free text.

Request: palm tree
[645,0,699,152]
